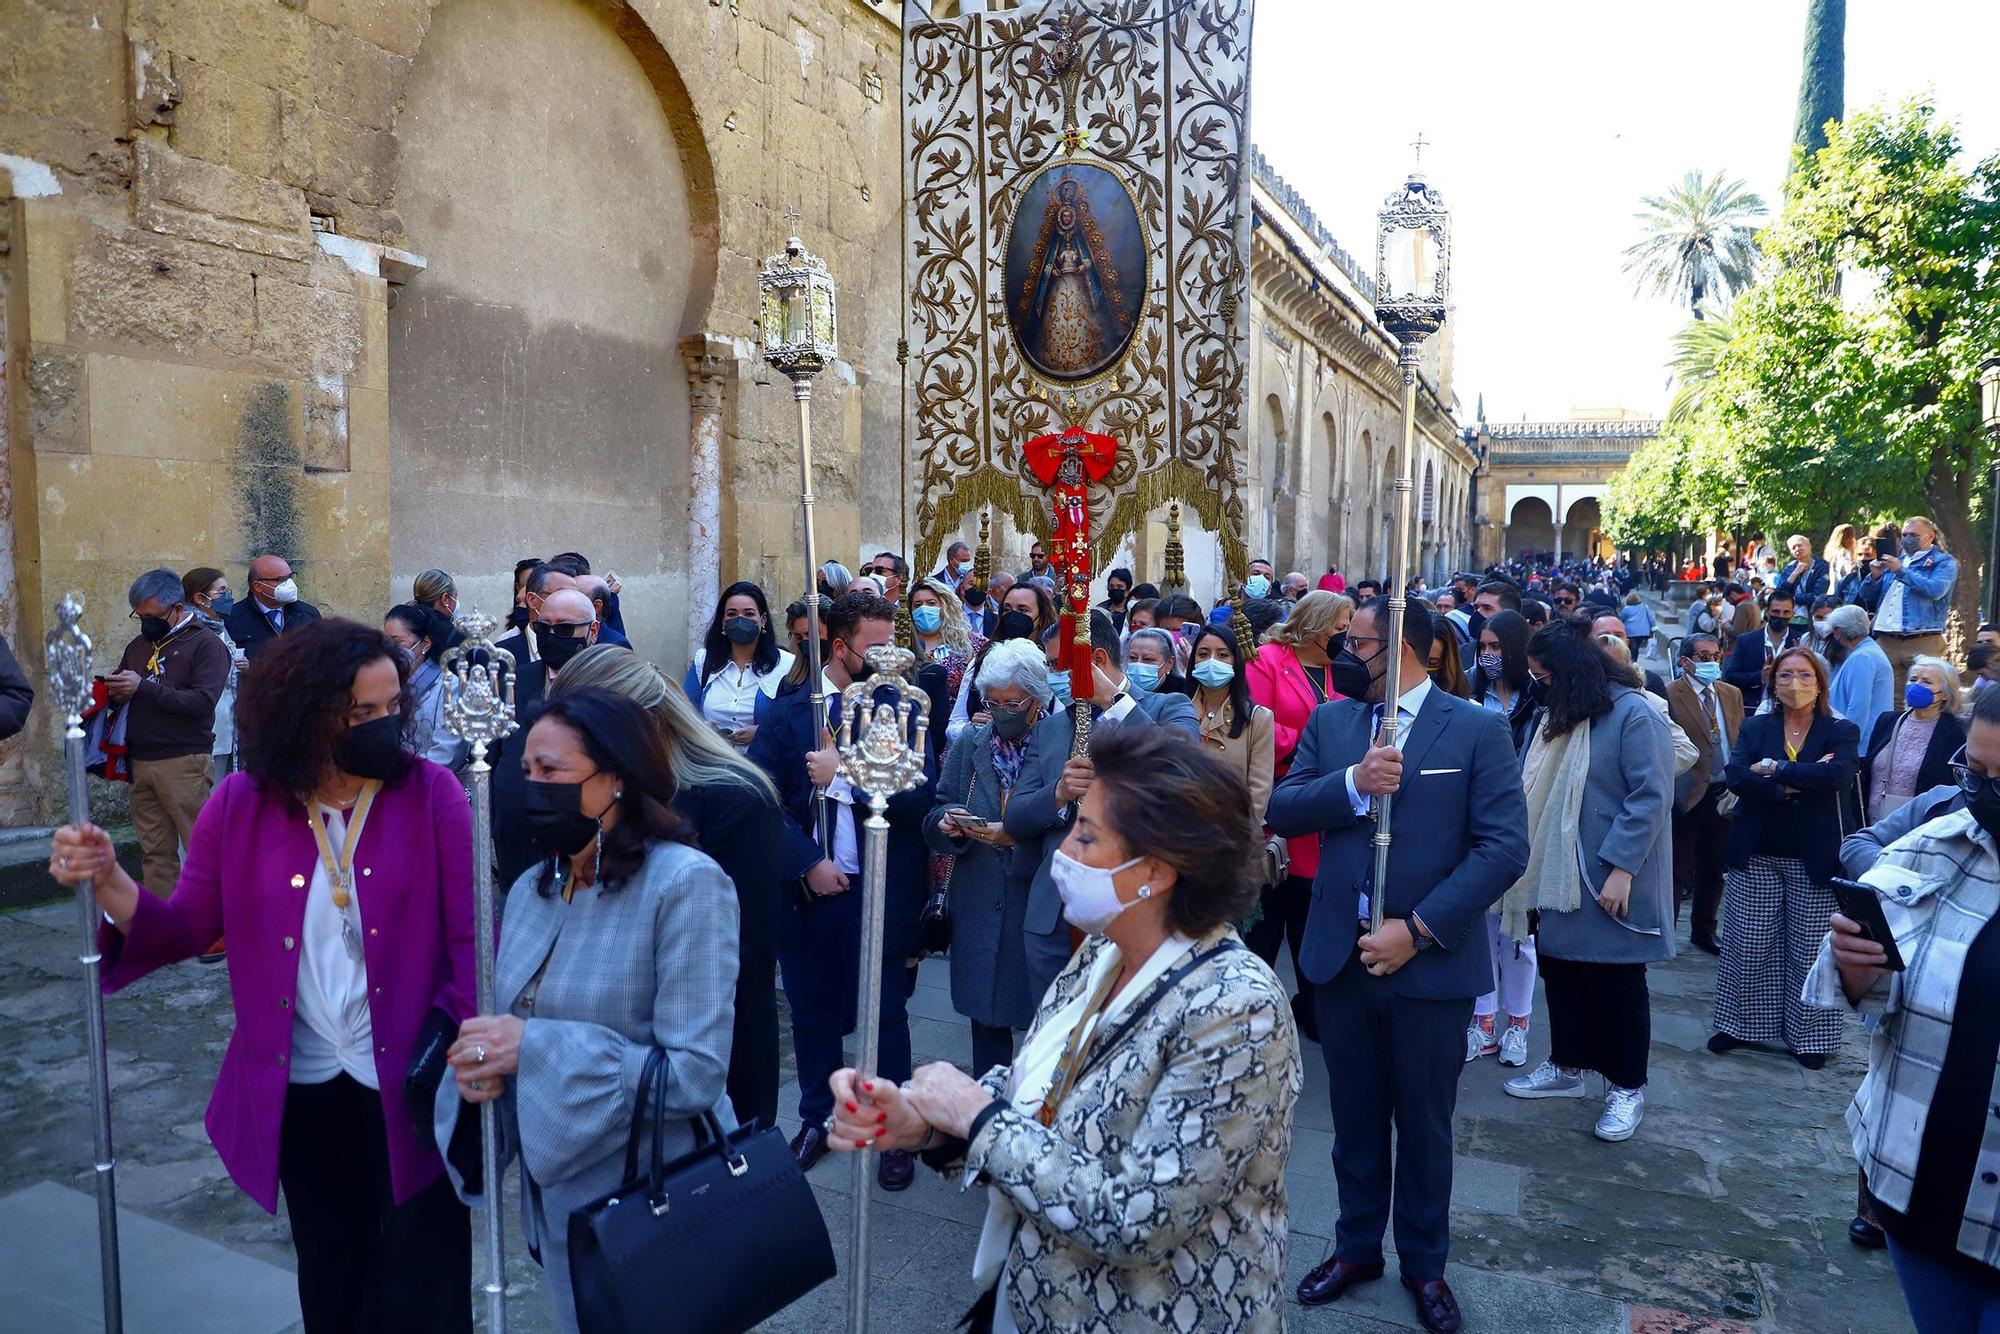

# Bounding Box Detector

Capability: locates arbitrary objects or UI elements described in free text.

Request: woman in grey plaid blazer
[437,689,738,1334]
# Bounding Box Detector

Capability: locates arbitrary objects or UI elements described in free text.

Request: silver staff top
[44,593,94,728]
[440,609,520,752]
[835,645,929,799]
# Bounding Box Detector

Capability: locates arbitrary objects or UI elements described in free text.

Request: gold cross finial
[783,206,802,236]
[1410,131,1430,168]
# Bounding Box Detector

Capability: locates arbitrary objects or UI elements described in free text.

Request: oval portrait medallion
[1004,161,1148,385]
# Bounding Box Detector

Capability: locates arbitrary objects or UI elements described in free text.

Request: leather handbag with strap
[568,1049,835,1334]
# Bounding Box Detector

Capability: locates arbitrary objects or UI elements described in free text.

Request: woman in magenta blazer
[1245,589,1352,1041]
[52,618,475,1334]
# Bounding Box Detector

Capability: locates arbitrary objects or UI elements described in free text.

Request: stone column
[681,334,735,659]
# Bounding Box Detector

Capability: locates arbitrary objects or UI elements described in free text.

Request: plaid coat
[1805,806,2000,1267]
[437,839,738,1334]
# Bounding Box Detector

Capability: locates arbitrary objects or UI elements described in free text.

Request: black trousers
[1245,874,1318,1035]
[728,938,780,1131]
[1674,786,1729,940]
[277,1074,472,1334]
[970,1021,1015,1081]
[1315,956,1469,1280]
[1540,955,1651,1090]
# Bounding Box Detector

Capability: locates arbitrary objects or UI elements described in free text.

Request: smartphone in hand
[1830,877,1907,971]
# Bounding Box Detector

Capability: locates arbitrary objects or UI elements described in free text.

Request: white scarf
[969,932,1198,1330]
[1500,718,1592,941]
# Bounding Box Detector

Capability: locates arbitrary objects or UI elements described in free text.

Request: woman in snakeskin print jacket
[831,725,1303,1332]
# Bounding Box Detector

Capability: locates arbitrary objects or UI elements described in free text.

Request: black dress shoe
[1692,933,1722,956]
[1848,1215,1887,1249]
[877,1148,915,1192]
[1295,1256,1383,1307]
[1707,1032,1746,1055]
[1401,1275,1463,1334]
[789,1122,831,1172]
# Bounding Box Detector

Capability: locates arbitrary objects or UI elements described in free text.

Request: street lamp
[759,223,838,851]
[1981,354,2000,625]
[1368,163,1451,933]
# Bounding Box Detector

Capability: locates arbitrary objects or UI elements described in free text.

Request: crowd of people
[33,512,1997,1333]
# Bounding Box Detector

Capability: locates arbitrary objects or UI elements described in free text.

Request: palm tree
[1664,304,1734,426]
[1623,171,1766,317]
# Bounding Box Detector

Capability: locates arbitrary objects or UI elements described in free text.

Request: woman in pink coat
[1243,590,1352,1040]
[52,618,476,1334]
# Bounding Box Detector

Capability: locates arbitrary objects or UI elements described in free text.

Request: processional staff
[440,610,519,1334]
[833,645,930,1334]
[46,593,125,1334]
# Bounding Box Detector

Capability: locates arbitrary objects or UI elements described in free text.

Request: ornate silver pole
[834,646,929,1334]
[795,375,833,849]
[1369,163,1452,935]
[441,610,519,1334]
[46,594,123,1334]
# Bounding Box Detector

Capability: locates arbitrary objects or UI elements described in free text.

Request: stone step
[0,825,142,912]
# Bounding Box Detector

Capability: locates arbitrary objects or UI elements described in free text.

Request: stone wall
[1,0,902,819]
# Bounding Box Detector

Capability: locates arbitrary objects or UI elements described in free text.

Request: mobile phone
[1829,877,1907,972]
[947,808,992,831]
[713,722,737,737]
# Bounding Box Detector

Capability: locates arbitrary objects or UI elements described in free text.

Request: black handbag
[567,1049,835,1334]
[403,1007,482,1194]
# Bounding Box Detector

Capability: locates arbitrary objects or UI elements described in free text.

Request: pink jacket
[1245,641,1342,879]
[1317,572,1346,593]
[101,762,475,1213]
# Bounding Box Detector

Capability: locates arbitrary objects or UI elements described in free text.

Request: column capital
[680,332,741,414]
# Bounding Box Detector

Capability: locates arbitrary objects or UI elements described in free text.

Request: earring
[591,820,603,885]
[614,788,624,801]
[1136,884,1152,900]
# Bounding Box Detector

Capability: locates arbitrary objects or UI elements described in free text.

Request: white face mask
[1050,849,1148,935]
[268,577,300,605]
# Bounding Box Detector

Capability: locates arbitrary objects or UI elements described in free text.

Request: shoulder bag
[918,748,981,958]
[568,1049,835,1334]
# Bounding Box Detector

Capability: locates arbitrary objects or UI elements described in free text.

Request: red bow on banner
[1022,427,1119,705]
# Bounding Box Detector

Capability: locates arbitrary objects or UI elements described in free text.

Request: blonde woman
[1824,523,1860,589]
[551,643,788,1131]
[411,568,459,623]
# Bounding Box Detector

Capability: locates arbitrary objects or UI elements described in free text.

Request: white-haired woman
[921,637,1049,1079]
[1123,626,1192,698]
[1775,533,1830,605]
[550,644,789,1132]
[1862,654,1966,826]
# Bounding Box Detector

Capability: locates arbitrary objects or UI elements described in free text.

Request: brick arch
[388,0,722,331]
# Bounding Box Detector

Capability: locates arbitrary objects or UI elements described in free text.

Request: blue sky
[1250,0,2000,422]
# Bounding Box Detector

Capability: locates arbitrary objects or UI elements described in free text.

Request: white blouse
[289,804,377,1088]
[690,647,795,741]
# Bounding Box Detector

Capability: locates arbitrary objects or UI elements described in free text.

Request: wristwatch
[1406,915,1434,951]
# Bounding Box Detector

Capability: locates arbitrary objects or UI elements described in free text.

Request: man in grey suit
[1003,610,1198,1000]
[1269,596,1529,1334]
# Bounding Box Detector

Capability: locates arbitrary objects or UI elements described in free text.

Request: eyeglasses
[1528,669,1552,686]
[1773,670,1817,685]
[1950,748,2000,799]
[988,697,1036,714]
[1553,597,1576,608]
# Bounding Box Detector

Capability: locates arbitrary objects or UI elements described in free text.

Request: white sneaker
[1504,1060,1586,1099]
[1595,1086,1645,1142]
[1465,1021,1497,1063]
[1497,1021,1530,1068]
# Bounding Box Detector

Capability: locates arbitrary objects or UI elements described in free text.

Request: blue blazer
[1266,690,1529,1000]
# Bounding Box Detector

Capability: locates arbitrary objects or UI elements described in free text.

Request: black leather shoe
[1848,1215,1887,1249]
[1295,1256,1383,1307]
[789,1122,831,1172]
[877,1149,915,1192]
[1707,1032,1746,1055]
[1692,932,1722,956]
[1402,1275,1463,1334]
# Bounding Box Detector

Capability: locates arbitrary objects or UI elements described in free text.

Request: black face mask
[841,645,875,683]
[506,605,531,631]
[995,610,1036,642]
[523,779,601,858]
[140,615,173,642]
[1465,609,1487,642]
[1322,630,1347,661]
[723,616,761,646]
[991,708,1033,742]
[333,713,407,782]
[1328,647,1374,701]
[1972,781,2000,841]
[534,623,590,671]
[1524,676,1549,707]
[1106,587,1128,605]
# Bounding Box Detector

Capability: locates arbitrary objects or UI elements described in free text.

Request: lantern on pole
[760,219,840,849]
[1368,151,1452,934]
[1979,354,2000,626]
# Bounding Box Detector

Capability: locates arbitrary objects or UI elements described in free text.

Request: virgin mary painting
[1004,164,1147,383]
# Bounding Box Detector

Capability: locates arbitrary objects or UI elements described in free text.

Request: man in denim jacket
[1871,515,1958,694]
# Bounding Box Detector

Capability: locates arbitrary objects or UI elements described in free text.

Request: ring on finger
[474,1045,486,1064]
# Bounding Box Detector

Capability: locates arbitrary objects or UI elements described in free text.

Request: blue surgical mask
[1191,659,1236,690]
[1049,674,1072,708]
[1692,660,1723,684]
[1124,662,1161,693]
[912,604,943,635]
[1244,574,1271,600]
[1905,681,1937,711]
[955,562,973,578]
[206,591,235,617]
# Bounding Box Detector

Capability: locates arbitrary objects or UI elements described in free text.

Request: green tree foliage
[1622,171,1766,317]
[1718,99,1999,628]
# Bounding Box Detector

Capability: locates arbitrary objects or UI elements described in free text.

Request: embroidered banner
[902,0,1254,581]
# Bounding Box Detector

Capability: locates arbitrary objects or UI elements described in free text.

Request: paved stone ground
[0,877,1913,1334]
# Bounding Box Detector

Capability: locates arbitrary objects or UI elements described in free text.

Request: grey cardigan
[436,839,739,1334]
[1533,684,1679,965]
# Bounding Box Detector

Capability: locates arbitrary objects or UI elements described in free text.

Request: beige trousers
[129,753,214,897]
[1876,632,1943,697]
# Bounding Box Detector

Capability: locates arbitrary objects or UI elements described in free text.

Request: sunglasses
[1950,747,2000,799]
